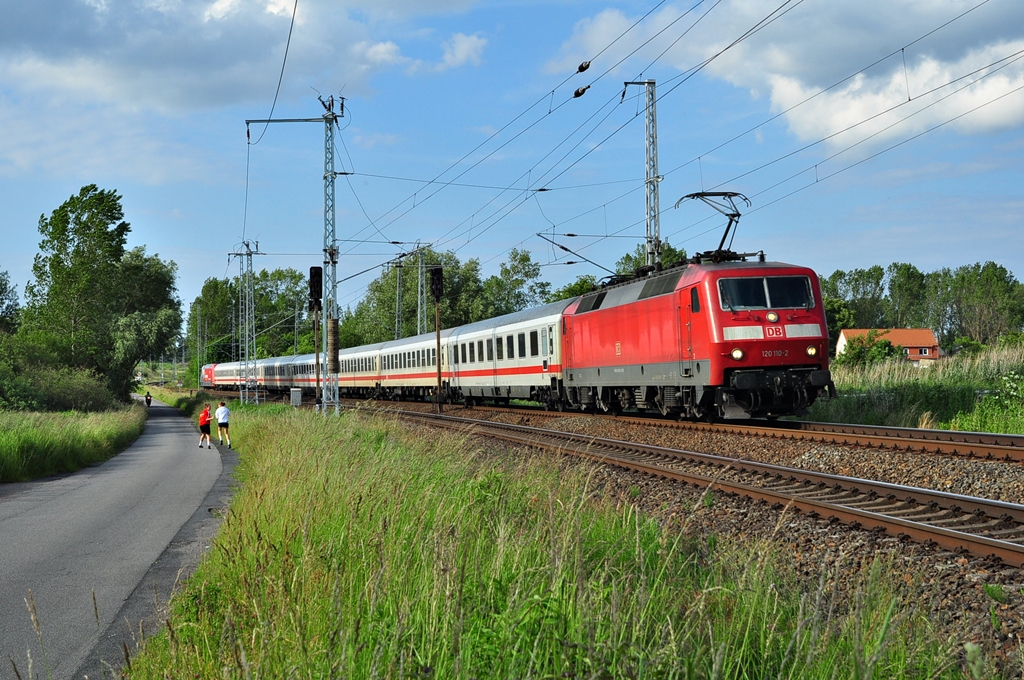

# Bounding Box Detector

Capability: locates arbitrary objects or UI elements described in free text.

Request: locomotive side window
[691,287,701,313]
[718,276,813,310]
[507,335,514,359]
[529,331,539,357]
[496,337,504,361]
[517,333,526,358]
[486,339,493,361]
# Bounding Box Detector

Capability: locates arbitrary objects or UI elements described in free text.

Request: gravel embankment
[389,404,1024,669]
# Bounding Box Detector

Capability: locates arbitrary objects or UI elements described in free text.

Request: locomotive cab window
[718,276,813,311]
[691,287,701,313]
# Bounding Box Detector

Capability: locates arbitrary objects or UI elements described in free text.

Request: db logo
[765,326,784,338]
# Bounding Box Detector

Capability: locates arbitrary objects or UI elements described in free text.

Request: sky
[1,0,1023,320]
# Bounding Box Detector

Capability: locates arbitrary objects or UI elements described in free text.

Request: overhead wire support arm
[244,95,346,414]
[536,233,615,275]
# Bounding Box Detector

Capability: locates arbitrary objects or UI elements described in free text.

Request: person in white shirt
[215,401,231,448]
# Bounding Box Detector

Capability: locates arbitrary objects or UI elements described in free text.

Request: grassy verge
[808,347,1024,431]
[129,407,965,678]
[0,405,147,482]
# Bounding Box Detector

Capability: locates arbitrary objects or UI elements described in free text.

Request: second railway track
[387,407,1024,567]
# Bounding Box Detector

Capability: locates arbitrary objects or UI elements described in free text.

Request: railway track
[387,407,1024,567]
[461,402,1024,463]
[207,389,1024,461]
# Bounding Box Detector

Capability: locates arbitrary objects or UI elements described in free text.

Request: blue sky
[2,0,1023,316]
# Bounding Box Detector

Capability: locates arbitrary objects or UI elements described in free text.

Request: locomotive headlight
[731,348,745,361]
[766,311,779,323]
[806,345,818,357]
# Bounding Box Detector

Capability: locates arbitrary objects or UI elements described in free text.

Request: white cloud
[438,32,486,71]
[204,0,241,21]
[547,0,1024,147]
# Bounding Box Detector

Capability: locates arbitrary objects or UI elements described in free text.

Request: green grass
[128,408,970,678]
[808,346,1024,431]
[0,406,147,482]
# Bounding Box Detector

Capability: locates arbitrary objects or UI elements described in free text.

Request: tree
[24,185,130,368]
[546,275,598,303]
[0,270,18,335]
[885,262,926,328]
[22,186,181,398]
[833,330,903,367]
[823,296,855,356]
[949,262,1024,345]
[479,249,550,318]
[615,241,687,276]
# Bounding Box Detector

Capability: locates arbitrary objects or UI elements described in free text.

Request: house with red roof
[836,328,942,365]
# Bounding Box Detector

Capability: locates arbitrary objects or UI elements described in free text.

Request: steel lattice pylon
[322,100,340,414]
[624,80,661,268]
[245,95,345,415]
[230,240,264,404]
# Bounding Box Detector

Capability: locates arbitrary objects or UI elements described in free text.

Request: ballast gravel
[420,405,1024,672]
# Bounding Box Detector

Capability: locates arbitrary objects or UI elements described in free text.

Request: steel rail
[389,409,1024,566]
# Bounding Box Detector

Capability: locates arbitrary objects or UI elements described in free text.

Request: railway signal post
[431,266,443,414]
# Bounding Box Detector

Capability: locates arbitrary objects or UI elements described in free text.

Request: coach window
[418,350,423,367]
[691,287,701,313]
[460,343,467,364]
[530,330,539,357]
[469,342,475,363]
[495,337,504,361]
[518,333,527,358]
[541,329,548,357]
[486,339,493,361]
[507,335,515,359]
[477,341,484,363]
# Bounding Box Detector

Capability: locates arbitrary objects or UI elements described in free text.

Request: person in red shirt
[198,403,213,449]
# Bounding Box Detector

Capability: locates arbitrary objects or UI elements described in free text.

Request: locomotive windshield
[718,275,814,311]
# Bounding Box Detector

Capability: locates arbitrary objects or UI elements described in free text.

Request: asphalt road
[0,399,230,679]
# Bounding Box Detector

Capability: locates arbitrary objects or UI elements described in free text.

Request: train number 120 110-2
[762,349,789,358]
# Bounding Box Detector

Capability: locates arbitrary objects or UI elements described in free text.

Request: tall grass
[128,408,965,678]
[809,346,1024,428]
[0,406,147,482]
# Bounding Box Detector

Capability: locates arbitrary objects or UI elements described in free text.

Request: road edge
[73,413,239,679]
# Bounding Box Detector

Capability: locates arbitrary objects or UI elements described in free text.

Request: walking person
[215,401,232,448]
[198,403,212,449]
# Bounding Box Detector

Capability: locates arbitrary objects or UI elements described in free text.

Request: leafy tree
[21,185,181,398]
[949,262,1024,345]
[823,266,887,329]
[615,241,686,276]
[0,270,18,335]
[479,249,550,318]
[885,262,927,328]
[546,275,598,303]
[822,296,855,356]
[833,330,903,367]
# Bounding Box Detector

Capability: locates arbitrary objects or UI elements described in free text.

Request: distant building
[836,328,942,365]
